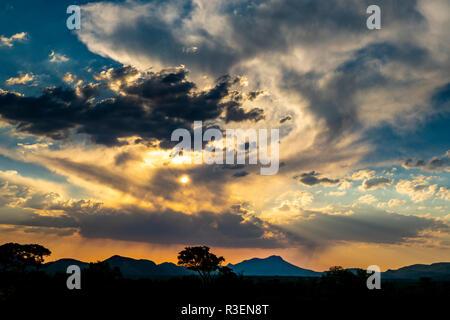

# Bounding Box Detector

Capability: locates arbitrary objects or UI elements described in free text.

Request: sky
[0,0,448,271]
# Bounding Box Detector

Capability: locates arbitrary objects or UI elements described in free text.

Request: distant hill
[43,255,193,278]
[383,262,450,280]
[43,258,89,274]
[104,255,194,278]
[227,255,321,277]
[42,255,450,280]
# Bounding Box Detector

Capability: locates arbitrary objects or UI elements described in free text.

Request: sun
[179,175,190,184]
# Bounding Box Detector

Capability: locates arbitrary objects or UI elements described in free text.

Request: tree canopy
[177,246,225,283]
[0,242,51,272]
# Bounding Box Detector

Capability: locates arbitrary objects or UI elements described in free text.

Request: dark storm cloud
[294,171,340,186]
[362,177,392,190]
[48,204,450,250]
[1,200,306,248]
[0,67,264,147]
[75,207,289,248]
[285,208,449,246]
[0,206,78,230]
[0,205,274,247]
[223,102,264,123]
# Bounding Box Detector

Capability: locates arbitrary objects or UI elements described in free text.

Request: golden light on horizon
[179,175,190,184]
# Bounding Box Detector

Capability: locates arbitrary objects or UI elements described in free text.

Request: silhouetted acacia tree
[321,265,367,295]
[177,246,225,284]
[0,242,51,272]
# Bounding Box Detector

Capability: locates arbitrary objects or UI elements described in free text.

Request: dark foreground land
[0,267,448,318]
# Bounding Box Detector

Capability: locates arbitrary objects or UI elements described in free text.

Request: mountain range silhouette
[43,255,450,280]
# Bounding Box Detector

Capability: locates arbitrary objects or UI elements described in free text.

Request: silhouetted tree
[83,261,122,291]
[321,265,367,296]
[177,246,225,284]
[217,266,238,282]
[0,242,51,272]
[218,266,235,276]
[328,266,344,273]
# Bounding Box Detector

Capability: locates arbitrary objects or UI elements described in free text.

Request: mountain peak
[229,255,320,277]
[106,255,134,261]
[266,255,283,261]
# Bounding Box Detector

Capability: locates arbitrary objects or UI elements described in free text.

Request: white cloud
[5,73,35,85]
[338,179,352,190]
[358,194,378,204]
[396,177,438,202]
[436,187,450,201]
[49,51,69,63]
[377,199,407,208]
[329,191,346,196]
[63,73,76,83]
[351,170,376,181]
[0,32,27,47]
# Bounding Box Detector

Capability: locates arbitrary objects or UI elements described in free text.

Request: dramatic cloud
[76,0,427,75]
[74,0,446,145]
[0,66,264,147]
[0,173,298,248]
[294,171,340,187]
[3,170,446,251]
[75,207,292,248]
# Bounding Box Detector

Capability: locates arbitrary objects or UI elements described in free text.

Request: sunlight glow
[180,175,190,184]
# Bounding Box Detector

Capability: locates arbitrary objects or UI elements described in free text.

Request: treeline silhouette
[0,243,448,318]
